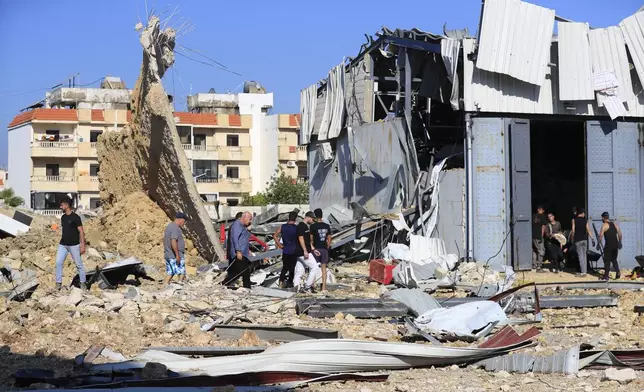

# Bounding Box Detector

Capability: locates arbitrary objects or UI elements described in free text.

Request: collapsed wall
[97,16,225,263]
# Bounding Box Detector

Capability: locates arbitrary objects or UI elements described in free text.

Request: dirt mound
[85,192,170,267]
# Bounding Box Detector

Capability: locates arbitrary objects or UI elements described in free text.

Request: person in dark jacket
[274,211,299,288]
[570,208,596,277]
[598,212,623,280]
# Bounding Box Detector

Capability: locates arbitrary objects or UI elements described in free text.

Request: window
[226,166,239,179]
[46,130,60,141]
[226,134,239,147]
[193,160,218,179]
[227,198,239,207]
[89,198,101,209]
[90,130,103,143]
[194,134,206,147]
[298,165,308,178]
[177,126,191,144]
[45,164,60,176]
[90,164,100,176]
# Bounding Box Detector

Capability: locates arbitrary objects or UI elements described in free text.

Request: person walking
[163,212,188,285]
[545,212,564,272]
[273,211,299,288]
[293,211,320,293]
[571,208,595,277]
[55,198,87,291]
[310,208,332,292]
[224,211,253,288]
[598,212,622,280]
[532,206,547,272]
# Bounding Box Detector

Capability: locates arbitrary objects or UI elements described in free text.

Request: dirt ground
[1,204,643,391]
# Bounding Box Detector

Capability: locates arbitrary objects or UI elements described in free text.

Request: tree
[0,188,24,207]
[264,169,309,205]
[240,170,309,206]
[241,193,268,206]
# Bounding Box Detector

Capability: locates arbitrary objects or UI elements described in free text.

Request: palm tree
[0,188,24,207]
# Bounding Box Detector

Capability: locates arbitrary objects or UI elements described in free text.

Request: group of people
[532,205,623,280]
[220,208,332,292]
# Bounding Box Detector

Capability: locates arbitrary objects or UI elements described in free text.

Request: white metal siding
[589,27,634,105]
[476,0,555,86]
[558,22,594,101]
[345,58,368,129]
[464,38,555,114]
[311,89,326,135]
[7,124,32,207]
[464,38,644,118]
[620,12,644,93]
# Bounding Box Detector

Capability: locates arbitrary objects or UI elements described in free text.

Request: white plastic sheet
[416,301,508,337]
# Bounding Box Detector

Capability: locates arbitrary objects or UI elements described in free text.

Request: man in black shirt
[55,198,87,291]
[293,211,320,292]
[310,208,332,292]
[532,206,547,272]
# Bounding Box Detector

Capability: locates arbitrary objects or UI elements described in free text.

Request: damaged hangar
[300,0,644,270]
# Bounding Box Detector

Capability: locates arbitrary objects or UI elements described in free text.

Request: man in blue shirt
[223,211,253,288]
[274,211,299,288]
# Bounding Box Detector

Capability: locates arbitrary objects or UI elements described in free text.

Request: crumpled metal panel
[620,12,644,98]
[477,0,555,86]
[558,22,594,101]
[589,27,634,106]
[308,118,418,214]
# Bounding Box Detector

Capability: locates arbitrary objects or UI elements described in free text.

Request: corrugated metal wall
[436,169,465,257]
[308,119,410,213]
[312,58,373,135]
[463,38,644,118]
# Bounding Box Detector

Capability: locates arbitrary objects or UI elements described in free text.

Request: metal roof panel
[477,0,555,86]
[619,12,644,91]
[558,22,594,100]
[589,26,634,105]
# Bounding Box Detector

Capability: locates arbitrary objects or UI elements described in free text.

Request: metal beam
[144,346,266,356]
[381,36,441,53]
[213,324,340,342]
[297,298,410,318]
[535,281,644,290]
[439,295,618,310]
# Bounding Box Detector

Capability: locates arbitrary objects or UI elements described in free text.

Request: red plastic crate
[369,259,398,284]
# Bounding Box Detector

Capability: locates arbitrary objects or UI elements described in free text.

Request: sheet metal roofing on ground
[557,22,594,101]
[476,0,555,86]
[589,26,634,106]
[620,11,644,93]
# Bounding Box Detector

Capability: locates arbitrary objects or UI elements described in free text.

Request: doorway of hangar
[529,120,586,232]
[471,117,641,271]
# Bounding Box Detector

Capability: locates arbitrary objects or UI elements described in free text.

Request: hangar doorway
[530,120,586,231]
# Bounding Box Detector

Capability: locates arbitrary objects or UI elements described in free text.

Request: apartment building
[275,114,307,180]
[7,79,307,214]
[186,83,307,201]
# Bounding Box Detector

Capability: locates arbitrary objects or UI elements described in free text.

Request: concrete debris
[603,368,636,384]
[96,16,224,263]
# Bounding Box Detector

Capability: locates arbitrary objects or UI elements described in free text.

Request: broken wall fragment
[97,17,225,262]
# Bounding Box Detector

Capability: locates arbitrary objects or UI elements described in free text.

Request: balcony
[182,144,219,159]
[31,141,78,158]
[31,175,77,192]
[278,145,307,162]
[78,175,100,191]
[34,209,63,217]
[78,142,98,158]
[218,146,252,161]
[194,178,251,194]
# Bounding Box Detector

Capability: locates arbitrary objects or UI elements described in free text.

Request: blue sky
[0,0,640,166]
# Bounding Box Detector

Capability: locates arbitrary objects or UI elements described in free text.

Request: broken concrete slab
[96,16,225,263]
[603,368,636,384]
